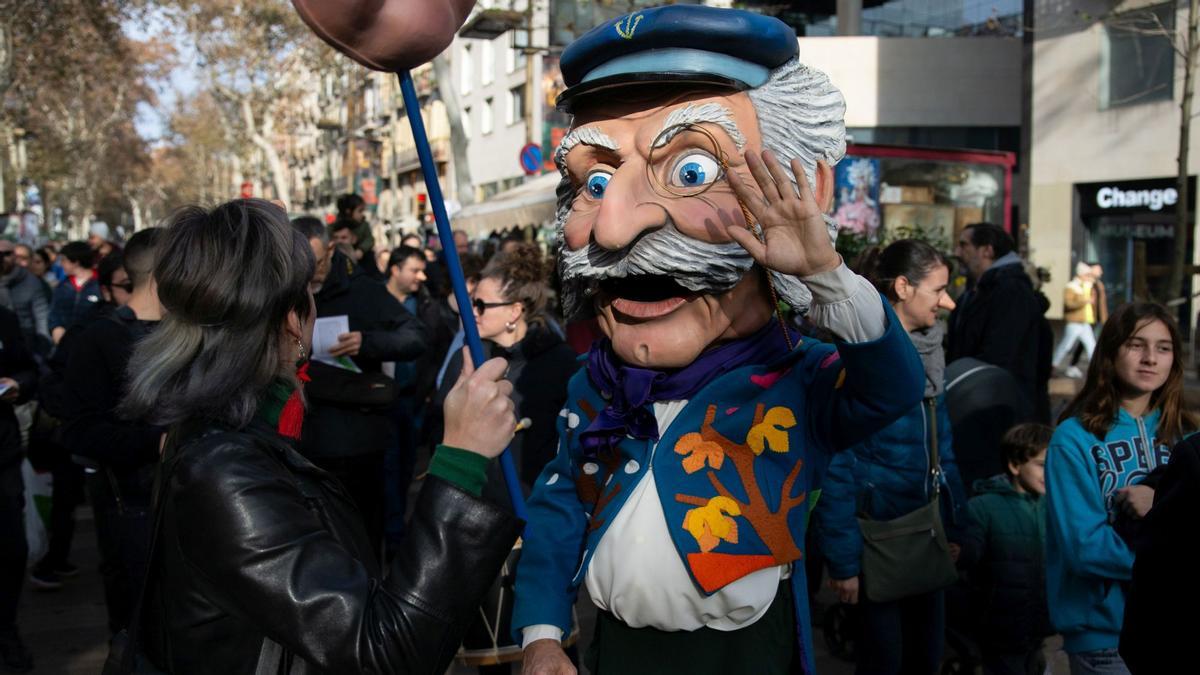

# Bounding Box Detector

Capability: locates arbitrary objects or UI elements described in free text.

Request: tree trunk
[1169,0,1199,304]
[432,54,474,206]
[241,99,291,210]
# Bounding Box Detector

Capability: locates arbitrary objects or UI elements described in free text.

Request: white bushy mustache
[558,223,753,319]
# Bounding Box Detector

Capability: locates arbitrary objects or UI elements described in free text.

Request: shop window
[507,86,525,126]
[1101,3,1176,109]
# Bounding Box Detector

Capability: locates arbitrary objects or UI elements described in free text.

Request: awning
[451,172,561,236]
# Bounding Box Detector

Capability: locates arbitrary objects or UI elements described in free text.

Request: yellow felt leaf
[708,495,742,517]
[746,406,798,454]
[682,496,743,553]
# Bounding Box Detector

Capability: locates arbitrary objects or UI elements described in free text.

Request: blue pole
[397,71,527,522]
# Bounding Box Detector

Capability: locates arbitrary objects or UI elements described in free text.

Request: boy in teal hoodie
[960,423,1054,675]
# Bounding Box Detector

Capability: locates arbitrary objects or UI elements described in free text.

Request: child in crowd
[1045,302,1196,675]
[959,423,1054,675]
[47,241,101,343]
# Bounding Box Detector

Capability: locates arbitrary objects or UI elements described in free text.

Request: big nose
[591,165,668,251]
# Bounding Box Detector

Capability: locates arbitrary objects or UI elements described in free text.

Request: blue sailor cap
[558,5,798,112]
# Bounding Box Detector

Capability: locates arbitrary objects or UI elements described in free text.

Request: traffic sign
[519,143,542,175]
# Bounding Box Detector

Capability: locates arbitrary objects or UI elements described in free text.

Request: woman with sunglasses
[437,244,576,503]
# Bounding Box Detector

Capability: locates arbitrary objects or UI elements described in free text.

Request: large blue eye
[670,153,720,189]
[585,170,612,198]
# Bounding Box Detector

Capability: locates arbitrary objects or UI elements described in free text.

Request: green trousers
[584,582,796,675]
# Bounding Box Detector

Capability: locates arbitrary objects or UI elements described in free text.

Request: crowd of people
[0,195,1191,675]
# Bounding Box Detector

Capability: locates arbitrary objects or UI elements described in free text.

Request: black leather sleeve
[170,439,520,674]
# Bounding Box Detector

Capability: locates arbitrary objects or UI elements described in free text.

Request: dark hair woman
[1045,302,1196,673]
[436,243,576,498]
[812,239,970,674]
[119,199,521,674]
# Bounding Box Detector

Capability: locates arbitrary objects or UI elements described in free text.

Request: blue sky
[125,7,199,143]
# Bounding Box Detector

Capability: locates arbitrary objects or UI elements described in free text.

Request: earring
[297,338,306,361]
[505,321,516,332]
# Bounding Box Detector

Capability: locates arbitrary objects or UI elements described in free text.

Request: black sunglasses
[109,281,134,293]
[473,298,517,315]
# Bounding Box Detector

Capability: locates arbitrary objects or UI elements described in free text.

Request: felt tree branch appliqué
[674,403,808,592]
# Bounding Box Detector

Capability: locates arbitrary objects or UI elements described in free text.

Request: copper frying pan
[291,0,477,70]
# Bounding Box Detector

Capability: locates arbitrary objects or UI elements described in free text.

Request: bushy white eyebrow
[654,102,746,150]
[555,126,620,167]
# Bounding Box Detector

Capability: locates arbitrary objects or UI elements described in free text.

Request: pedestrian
[1053,262,1100,378]
[1119,418,1200,673]
[30,249,56,289]
[117,198,520,674]
[380,244,442,548]
[87,221,110,252]
[0,240,50,356]
[332,193,380,278]
[48,241,102,344]
[958,423,1054,675]
[813,239,968,675]
[1045,302,1196,675]
[0,303,37,673]
[948,223,1051,421]
[292,216,427,555]
[61,228,164,632]
[436,244,576,501]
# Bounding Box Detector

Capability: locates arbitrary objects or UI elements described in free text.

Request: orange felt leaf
[674,432,725,473]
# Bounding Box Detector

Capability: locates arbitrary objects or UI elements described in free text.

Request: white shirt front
[583,400,788,632]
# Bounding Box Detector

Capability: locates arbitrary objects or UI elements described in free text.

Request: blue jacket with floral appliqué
[512,301,924,674]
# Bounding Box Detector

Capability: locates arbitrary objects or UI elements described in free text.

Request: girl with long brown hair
[1045,302,1196,675]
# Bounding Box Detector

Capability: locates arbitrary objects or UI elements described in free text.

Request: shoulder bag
[856,398,959,603]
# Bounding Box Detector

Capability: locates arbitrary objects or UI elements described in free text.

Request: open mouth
[600,275,699,320]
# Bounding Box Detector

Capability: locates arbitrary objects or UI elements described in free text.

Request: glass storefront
[832,145,1014,256]
[1076,177,1195,330]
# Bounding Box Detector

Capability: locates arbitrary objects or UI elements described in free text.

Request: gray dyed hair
[121,199,316,429]
[553,56,847,318]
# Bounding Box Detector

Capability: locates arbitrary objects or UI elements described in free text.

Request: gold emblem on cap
[615,14,644,40]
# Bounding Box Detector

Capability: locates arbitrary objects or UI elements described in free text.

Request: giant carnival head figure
[554,5,847,368]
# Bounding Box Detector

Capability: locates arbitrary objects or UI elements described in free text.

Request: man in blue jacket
[511,6,924,674]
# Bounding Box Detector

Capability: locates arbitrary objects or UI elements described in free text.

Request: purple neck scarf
[580,321,794,456]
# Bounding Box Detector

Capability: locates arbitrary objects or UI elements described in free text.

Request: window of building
[507,44,526,73]
[507,86,525,126]
[785,0,1023,38]
[462,106,472,138]
[1101,3,1176,109]
[482,41,495,86]
[481,98,494,135]
[460,44,473,95]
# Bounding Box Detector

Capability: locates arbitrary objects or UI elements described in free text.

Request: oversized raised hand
[725,149,840,278]
[292,0,477,71]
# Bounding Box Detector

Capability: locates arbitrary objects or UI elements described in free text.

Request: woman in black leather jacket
[119,199,522,674]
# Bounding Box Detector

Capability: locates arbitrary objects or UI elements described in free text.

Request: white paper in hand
[312,315,361,373]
